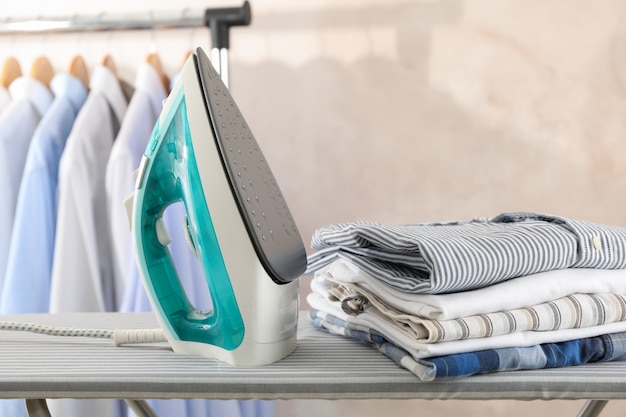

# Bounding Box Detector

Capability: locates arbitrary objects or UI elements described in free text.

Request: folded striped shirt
[307,290,626,358]
[323,271,626,343]
[306,212,626,294]
[310,310,626,381]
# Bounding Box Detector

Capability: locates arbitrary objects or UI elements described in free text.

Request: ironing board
[0,312,618,417]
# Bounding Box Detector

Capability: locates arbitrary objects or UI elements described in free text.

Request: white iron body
[132,49,303,366]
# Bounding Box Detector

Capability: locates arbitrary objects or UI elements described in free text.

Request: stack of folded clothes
[305,212,626,380]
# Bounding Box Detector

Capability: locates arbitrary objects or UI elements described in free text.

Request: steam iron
[131,47,306,366]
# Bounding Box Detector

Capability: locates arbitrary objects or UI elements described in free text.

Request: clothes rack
[0,1,251,86]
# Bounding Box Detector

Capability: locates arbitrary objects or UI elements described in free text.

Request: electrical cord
[3,321,167,417]
[0,321,168,346]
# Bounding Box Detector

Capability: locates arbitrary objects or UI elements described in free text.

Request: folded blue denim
[310,310,626,381]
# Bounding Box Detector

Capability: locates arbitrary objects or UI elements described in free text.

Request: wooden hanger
[0,56,22,88]
[180,50,192,69]
[101,54,118,78]
[29,55,54,88]
[145,52,170,93]
[68,55,89,90]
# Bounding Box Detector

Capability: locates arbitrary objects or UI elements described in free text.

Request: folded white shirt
[321,259,626,319]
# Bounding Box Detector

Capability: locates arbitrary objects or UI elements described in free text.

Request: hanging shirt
[50,64,127,314]
[0,85,11,113]
[0,77,52,296]
[106,62,167,311]
[47,65,127,417]
[1,73,87,314]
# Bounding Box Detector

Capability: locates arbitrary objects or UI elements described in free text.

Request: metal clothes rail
[0,1,251,86]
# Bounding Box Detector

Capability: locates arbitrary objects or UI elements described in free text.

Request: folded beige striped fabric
[324,273,626,344]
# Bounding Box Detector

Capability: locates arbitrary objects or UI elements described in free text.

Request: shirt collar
[89,65,128,125]
[50,73,88,114]
[134,62,167,113]
[8,76,53,117]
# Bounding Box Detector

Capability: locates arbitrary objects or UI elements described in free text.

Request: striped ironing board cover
[0,312,624,401]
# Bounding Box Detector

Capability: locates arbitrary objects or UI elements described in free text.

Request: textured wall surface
[1,0,626,416]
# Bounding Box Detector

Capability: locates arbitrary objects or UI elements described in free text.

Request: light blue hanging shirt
[1,73,87,313]
[0,76,52,298]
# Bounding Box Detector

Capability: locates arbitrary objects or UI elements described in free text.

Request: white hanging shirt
[47,65,128,417]
[0,77,52,295]
[0,85,11,113]
[50,65,127,314]
[105,62,166,311]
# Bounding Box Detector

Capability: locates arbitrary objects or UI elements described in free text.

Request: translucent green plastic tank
[134,88,244,350]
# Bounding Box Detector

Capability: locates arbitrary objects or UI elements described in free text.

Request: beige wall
[2,0,626,416]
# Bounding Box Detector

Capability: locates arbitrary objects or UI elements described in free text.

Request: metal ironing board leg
[125,399,160,417]
[576,400,609,417]
[25,399,51,417]
[24,399,159,417]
